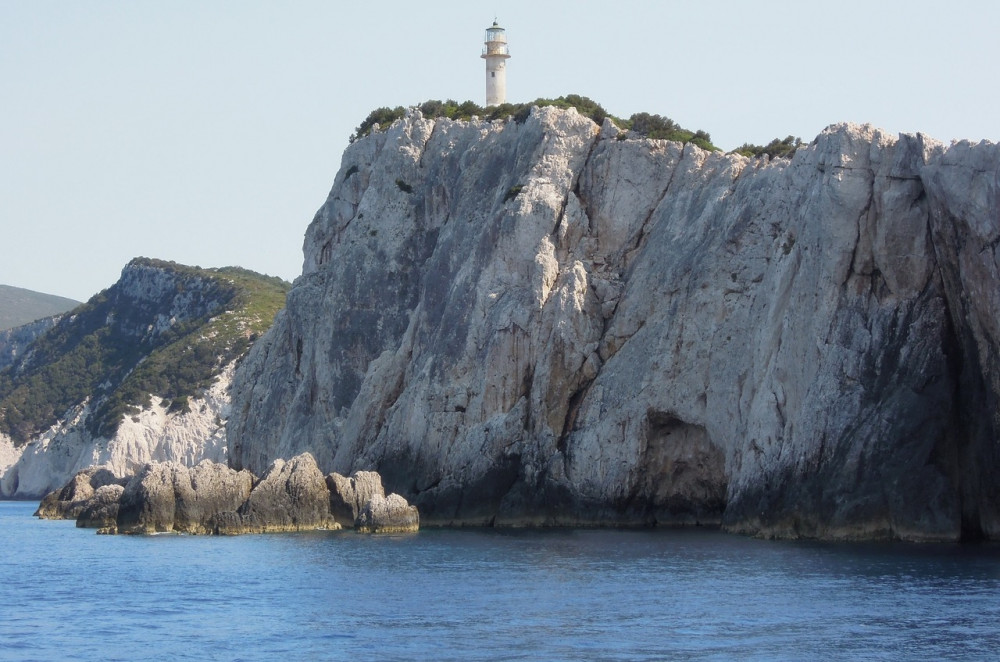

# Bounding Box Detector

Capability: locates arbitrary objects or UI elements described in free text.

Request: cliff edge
[228,106,1000,541]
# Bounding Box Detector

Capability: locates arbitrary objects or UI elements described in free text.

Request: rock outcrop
[356,493,420,534]
[77,484,124,529]
[220,453,334,534]
[327,469,419,532]
[38,454,417,535]
[0,315,62,371]
[227,105,1000,541]
[327,470,386,528]
[34,466,126,520]
[114,460,254,534]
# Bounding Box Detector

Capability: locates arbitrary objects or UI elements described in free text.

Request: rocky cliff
[0,316,62,372]
[228,106,1000,541]
[0,259,288,498]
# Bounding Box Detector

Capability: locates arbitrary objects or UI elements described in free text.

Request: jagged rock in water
[77,484,124,530]
[356,493,420,534]
[222,453,337,534]
[327,470,385,528]
[115,463,179,534]
[115,461,254,534]
[173,461,255,534]
[227,105,1000,541]
[40,455,416,535]
[34,467,125,520]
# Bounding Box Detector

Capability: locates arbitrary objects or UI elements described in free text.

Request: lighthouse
[481,21,510,106]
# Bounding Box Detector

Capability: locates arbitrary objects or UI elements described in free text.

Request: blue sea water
[1,501,999,661]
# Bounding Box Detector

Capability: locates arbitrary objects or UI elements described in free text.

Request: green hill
[0,258,289,445]
[0,285,80,331]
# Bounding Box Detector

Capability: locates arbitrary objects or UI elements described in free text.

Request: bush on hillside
[733,135,803,159]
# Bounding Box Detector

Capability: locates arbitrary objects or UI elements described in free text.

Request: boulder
[35,467,125,520]
[356,493,420,533]
[327,470,385,528]
[36,455,418,535]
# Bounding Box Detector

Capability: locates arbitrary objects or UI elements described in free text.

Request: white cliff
[228,106,1000,541]
[1,363,232,497]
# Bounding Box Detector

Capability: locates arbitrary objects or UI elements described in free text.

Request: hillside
[0,284,79,331]
[228,103,1000,541]
[0,258,289,497]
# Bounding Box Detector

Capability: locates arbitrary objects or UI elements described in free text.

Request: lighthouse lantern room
[481,21,510,106]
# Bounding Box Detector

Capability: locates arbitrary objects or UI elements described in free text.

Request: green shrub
[351,96,725,151]
[350,106,406,143]
[396,179,413,193]
[167,395,190,415]
[733,135,803,159]
[503,184,524,203]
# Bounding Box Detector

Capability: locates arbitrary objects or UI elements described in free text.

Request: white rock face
[0,362,233,498]
[229,107,1000,540]
[0,435,20,481]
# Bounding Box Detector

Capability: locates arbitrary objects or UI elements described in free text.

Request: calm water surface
[1,500,999,661]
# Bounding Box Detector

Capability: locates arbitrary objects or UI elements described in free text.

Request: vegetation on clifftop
[0,258,289,444]
[733,135,804,159]
[349,95,719,151]
[351,96,806,160]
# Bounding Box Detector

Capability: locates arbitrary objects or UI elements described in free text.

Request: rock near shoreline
[36,453,418,535]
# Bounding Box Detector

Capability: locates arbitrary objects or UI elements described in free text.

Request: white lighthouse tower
[481,20,510,106]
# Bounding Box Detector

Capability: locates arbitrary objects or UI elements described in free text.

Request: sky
[2,0,998,302]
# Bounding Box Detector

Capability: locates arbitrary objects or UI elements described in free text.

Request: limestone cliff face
[228,107,1000,541]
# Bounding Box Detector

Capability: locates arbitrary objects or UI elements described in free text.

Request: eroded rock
[77,484,124,530]
[356,493,420,533]
[225,453,336,534]
[35,467,125,520]
[114,461,254,534]
[327,470,385,528]
[40,455,419,535]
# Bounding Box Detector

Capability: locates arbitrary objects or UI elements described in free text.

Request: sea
[1,500,999,661]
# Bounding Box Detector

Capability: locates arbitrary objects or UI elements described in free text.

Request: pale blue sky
[2,0,997,301]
